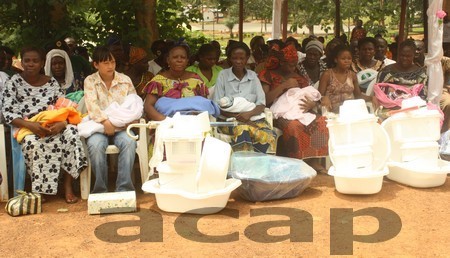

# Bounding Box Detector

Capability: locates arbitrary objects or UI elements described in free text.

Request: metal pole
[239,0,244,42]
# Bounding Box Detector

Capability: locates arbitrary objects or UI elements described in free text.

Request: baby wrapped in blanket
[77,94,143,138]
[218,96,265,121]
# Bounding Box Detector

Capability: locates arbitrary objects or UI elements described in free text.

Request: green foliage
[0,0,204,53]
[290,0,334,34]
[246,0,272,21]
[224,17,237,38]
[157,0,202,40]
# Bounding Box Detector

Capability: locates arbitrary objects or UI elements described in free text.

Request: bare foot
[64,172,78,204]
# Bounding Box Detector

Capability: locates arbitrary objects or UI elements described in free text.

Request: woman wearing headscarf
[259,44,329,173]
[44,49,75,94]
[124,46,153,99]
[143,40,209,121]
[297,40,327,85]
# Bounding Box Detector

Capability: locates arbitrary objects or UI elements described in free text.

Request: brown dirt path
[0,174,449,257]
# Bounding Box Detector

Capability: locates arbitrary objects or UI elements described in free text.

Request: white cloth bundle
[77,94,143,138]
[219,96,265,121]
[270,86,321,126]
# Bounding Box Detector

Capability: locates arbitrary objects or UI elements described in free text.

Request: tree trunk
[135,0,159,53]
[380,0,385,27]
[49,1,67,31]
[307,24,314,35]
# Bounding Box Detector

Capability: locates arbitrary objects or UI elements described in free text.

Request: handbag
[5,190,42,217]
[374,83,424,109]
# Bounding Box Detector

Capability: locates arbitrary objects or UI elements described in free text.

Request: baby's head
[219,96,234,109]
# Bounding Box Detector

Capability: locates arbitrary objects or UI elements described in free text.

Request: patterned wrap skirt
[21,125,88,194]
[275,116,329,159]
[218,119,276,153]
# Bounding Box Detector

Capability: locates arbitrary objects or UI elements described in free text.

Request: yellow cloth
[16,107,82,142]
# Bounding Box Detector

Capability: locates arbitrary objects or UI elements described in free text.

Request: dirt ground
[0,173,449,257]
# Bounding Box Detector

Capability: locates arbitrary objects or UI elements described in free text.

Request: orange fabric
[129,46,148,65]
[386,50,393,59]
[265,45,298,70]
[282,45,298,63]
[47,97,78,110]
[15,107,82,142]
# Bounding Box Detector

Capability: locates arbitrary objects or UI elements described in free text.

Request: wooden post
[335,0,341,38]
[282,0,288,40]
[399,0,408,45]
[423,0,429,45]
[239,0,244,42]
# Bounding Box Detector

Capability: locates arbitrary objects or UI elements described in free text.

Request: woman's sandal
[65,193,79,204]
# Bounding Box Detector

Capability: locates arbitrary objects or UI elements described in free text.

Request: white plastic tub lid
[400,141,439,150]
[388,160,450,174]
[142,178,242,198]
[332,145,372,156]
[327,115,377,125]
[156,161,198,174]
[328,166,389,178]
[389,109,441,120]
[162,135,204,141]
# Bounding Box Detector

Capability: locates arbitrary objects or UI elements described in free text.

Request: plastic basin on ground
[387,160,450,188]
[328,166,389,195]
[142,178,241,214]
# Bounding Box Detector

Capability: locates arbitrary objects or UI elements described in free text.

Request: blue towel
[155,96,221,117]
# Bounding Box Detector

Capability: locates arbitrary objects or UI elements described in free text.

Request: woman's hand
[47,121,67,136]
[371,96,380,111]
[236,111,252,122]
[320,96,332,112]
[102,120,116,136]
[299,97,318,112]
[27,121,51,138]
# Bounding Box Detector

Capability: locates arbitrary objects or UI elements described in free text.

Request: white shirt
[383,58,396,66]
[148,59,162,75]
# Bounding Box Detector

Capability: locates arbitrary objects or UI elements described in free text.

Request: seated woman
[84,46,139,193]
[212,42,277,153]
[351,37,384,92]
[124,46,153,99]
[186,43,223,93]
[298,40,327,85]
[2,46,87,203]
[44,49,75,94]
[375,40,428,113]
[259,44,328,172]
[143,41,209,121]
[377,39,427,89]
[319,45,375,113]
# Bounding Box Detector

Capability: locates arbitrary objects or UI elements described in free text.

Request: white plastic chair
[0,124,9,201]
[77,97,150,199]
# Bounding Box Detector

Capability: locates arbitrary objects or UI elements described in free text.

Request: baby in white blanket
[77,94,144,138]
[219,96,265,121]
[270,86,321,126]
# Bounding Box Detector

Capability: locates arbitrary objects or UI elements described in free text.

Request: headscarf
[265,44,298,70]
[129,46,148,65]
[44,49,74,90]
[305,40,324,54]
